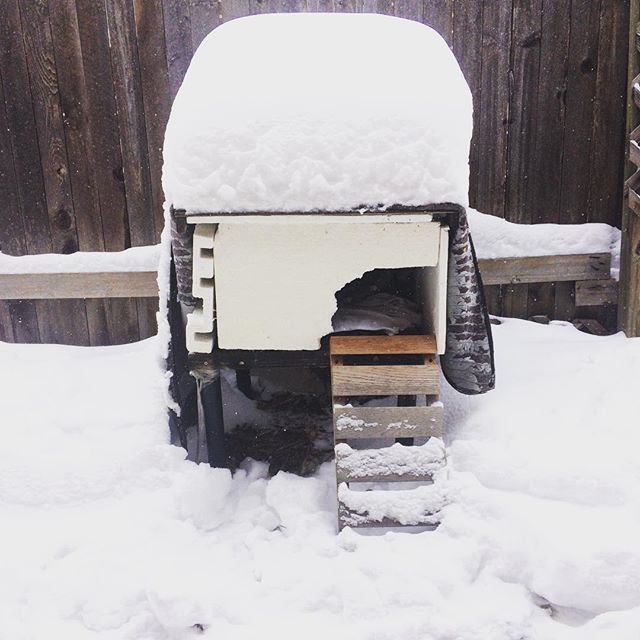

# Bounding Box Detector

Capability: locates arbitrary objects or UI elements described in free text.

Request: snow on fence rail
[0,252,617,308]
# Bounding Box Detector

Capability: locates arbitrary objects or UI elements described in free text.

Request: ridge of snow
[0,245,160,274]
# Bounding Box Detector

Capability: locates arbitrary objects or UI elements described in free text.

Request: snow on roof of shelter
[162,13,473,214]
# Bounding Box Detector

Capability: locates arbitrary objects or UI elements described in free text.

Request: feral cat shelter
[163,13,494,530]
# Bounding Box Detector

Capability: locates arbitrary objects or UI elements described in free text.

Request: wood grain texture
[0,272,159,300]
[474,0,511,217]
[330,334,437,355]
[106,0,156,246]
[575,279,619,307]
[331,363,440,396]
[163,0,193,99]
[620,1,640,336]
[333,405,443,439]
[452,0,483,208]
[588,0,629,225]
[479,254,611,286]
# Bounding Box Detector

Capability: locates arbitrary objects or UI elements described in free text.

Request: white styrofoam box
[186,224,215,353]
[197,220,446,352]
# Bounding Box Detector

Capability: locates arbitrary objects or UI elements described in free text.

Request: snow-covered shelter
[163,13,495,529]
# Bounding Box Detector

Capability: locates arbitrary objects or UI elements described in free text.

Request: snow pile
[163,13,473,213]
[0,245,160,274]
[2,321,640,638]
[468,208,620,266]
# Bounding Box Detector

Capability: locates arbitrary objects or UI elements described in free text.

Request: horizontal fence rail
[0,253,617,310]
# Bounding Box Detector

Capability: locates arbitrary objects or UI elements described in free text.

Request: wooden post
[620,1,640,336]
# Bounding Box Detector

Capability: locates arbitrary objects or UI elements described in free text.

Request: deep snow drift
[163,13,473,213]
[2,321,640,639]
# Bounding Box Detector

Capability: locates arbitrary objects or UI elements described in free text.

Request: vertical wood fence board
[189,0,222,50]
[526,2,571,224]
[421,1,453,47]
[0,1,52,255]
[452,0,484,208]
[48,0,105,252]
[220,0,252,21]
[134,0,173,239]
[106,0,157,248]
[17,1,81,256]
[8,300,41,343]
[503,0,543,318]
[163,0,194,100]
[531,3,571,321]
[75,0,130,252]
[589,0,629,224]
[620,0,640,336]
[558,0,600,226]
[76,0,142,345]
[475,0,512,217]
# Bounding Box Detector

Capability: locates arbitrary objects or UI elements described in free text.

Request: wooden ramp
[330,335,446,531]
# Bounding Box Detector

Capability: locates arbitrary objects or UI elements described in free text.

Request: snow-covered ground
[2,319,639,639]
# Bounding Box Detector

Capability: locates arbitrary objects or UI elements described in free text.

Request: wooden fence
[0,0,630,345]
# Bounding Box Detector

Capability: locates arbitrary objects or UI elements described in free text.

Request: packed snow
[2,320,640,639]
[0,245,160,274]
[335,440,446,480]
[468,208,621,277]
[163,13,472,213]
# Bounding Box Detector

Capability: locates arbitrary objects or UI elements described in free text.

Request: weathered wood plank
[452,0,483,208]
[478,254,611,286]
[575,279,619,307]
[393,0,422,22]
[163,0,193,99]
[338,483,443,528]
[474,0,512,217]
[14,0,90,345]
[630,125,640,168]
[331,363,440,396]
[333,405,443,439]
[189,0,222,50]
[106,0,156,246]
[421,1,453,46]
[75,0,141,345]
[133,0,172,239]
[588,0,628,224]
[0,272,159,300]
[330,334,436,355]
[17,1,81,255]
[619,3,640,337]
[558,0,600,226]
[335,442,445,483]
[502,0,543,319]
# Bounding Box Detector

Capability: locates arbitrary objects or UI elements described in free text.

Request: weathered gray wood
[332,364,440,396]
[333,405,443,439]
[478,254,611,286]
[452,0,483,208]
[0,272,159,300]
[336,443,445,483]
[588,0,629,224]
[575,279,619,307]
[474,0,512,218]
[630,125,640,168]
[338,508,440,529]
[338,495,441,528]
[619,2,640,338]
